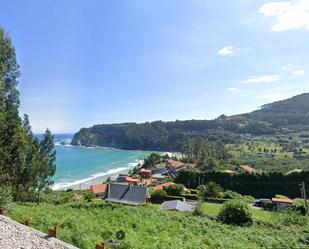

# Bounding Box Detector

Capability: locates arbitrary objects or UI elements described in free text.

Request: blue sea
[51,134,151,190]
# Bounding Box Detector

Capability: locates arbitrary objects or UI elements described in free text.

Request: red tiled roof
[166,159,184,168]
[153,182,174,191]
[141,178,157,186]
[240,165,257,173]
[90,183,107,194]
[272,198,293,204]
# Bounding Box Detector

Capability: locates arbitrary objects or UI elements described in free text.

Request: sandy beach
[57,168,130,190]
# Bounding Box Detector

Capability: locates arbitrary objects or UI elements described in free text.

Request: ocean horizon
[50,134,152,190]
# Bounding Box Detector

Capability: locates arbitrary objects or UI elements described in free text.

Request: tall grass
[7,201,309,249]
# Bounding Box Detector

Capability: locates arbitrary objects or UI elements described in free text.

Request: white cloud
[227,87,242,93]
[256,93,286,102]
[293,69,305,75]
[260,0,309,31]
[218,45,234,56]
[281,63,293,71]
[242,74,281,84]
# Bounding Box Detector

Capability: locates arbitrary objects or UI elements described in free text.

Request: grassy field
[199,202,272,222]
[6,200,309,249]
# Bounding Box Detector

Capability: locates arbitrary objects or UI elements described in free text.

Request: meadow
[7,200,309,249]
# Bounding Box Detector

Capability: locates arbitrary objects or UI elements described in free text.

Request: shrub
[291,198,307,215]
[221,190,241,199]
[83,191,95,202]
[165,184,185,196]
[218,199,253,226]
[0,186,12,207]
[193,204,206,217]
[273,209,307,226]
[198,182,223,198]
[237,195,254,204]
[151,190,167,202]
[189,189,198,194]
[262,202,276,211]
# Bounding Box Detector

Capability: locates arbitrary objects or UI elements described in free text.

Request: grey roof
[161,200,193,212]
[106,184,149,206]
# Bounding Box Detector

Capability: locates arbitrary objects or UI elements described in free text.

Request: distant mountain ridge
[71,92,309,151]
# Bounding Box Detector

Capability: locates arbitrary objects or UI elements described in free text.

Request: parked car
[253,199,272,207]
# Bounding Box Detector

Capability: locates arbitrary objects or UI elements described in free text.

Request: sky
[0,0,308,133]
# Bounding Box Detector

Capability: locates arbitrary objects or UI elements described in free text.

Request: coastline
[55,167,130,190]
[52,142,181,191]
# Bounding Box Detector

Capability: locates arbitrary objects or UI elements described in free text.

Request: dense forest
[71,93,309,151]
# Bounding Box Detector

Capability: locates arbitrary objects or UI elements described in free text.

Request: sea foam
[52,160,142,190]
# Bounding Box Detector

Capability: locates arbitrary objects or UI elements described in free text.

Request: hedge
[164,196,185,201]
[175,169,309,198]
[205,197,230,204]
[181,194,199,200]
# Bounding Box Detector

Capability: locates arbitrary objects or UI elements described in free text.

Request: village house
[272,198,293,210]
[106,183,150,205]
[139,168,152,179]
[154,163,167,174]
[90,183,108,198]
[116,175,139,185]
[116,173,156,186]
[153,181,174,191]
[161,200,193,212]
[166,159,184,173]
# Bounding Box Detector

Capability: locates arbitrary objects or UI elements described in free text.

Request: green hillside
[71,93,309,151]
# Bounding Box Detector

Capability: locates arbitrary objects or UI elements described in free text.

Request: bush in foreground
[151,189,167,202]
[218,199,253,226]
[165,184,185,196]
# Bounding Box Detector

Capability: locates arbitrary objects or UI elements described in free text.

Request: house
[116,175,139,185]
[154,164,168,174]
[153,182,174,191]
[166,159,184,173]
[106,183,150,205]
[272,198,293,210]
[151,173,168,180]
[240,165,257,173]
[90,183,108,198]
[139,168,152,179]
[166,159,184,168]
[141,178,157,186]
[161,200,193,212]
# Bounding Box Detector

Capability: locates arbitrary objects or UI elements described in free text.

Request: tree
[0,26,56,202]
[33,129,56,204]
[143,153,162,168]
[18,114,39,200]
[198,157,219,172]
[218,199,253,226]
[198,182,223,198]
[0,27,26,199]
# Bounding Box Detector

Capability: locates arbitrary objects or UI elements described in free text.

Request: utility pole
[301,181,308,215]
